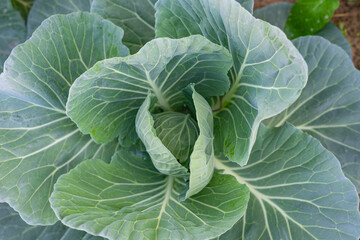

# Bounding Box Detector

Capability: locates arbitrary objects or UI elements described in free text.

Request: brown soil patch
[254,0,360,69]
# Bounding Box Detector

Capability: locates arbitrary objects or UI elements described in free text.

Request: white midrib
[220,50,250,106]
[155,176,174,239]
[142,65,171,111]
[214,158,317,240]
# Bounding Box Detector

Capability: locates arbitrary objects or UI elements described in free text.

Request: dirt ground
[254,0,360,69]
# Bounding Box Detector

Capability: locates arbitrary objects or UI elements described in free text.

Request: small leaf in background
[10,0,34,21]
[91,0,157,54]
[254,2,352,57]
[0,0,25,72]
[27,0,91,37]
[285,0,340,39]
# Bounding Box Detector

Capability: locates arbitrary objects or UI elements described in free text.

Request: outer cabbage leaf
[180,85,215,200]
[91,0,157,54]
[0,202,104,240]
[215,124,360,240]
[0,12,128,225]
[67,35,232,145]
[0,0,25,72]
[156,0,308,165]
[50,150,250,240]
[27,0,92,37]
[254,2,352,57]
[136,94,189,177]
[266,36,360,191]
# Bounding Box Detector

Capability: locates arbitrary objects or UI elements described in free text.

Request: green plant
[0,0,360,239]
[284,0,340,38]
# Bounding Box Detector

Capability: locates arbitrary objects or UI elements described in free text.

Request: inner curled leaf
[153,112,199,165]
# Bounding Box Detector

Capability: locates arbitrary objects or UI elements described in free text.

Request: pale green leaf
[50,150,250,240]
[153,111,199,164]
[0,202,103,240]
[180,85,215,200]
[254,2,352,57]
[266,36,360,191]
[0,0,25,72]
[215,124,360,240]
[67,35,232,145]
[156,0,308,165]
[136,94,189,177]
[27,0,92,37]
[0,12,127,225]
[91,0,157,54]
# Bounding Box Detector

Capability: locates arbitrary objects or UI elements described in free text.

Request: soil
[254,0,360,69]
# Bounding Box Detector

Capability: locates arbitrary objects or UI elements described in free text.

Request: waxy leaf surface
[0,202,104,240]
[0,12,128,225]
[156,0,308,165]
[180,86,215,200]
[91,0,157,53]
[266,36,360,191]
[153,111,198,164]
[67,35,232,145]
[136,94,189,177]
[50,150,250,240]
[215,124,360,240]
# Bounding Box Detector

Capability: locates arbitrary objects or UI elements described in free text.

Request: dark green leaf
[254,2,352,57]
[0,12,128,225]
[0,0,25,72]
[285,0,340,38]
[10,0,34,21]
